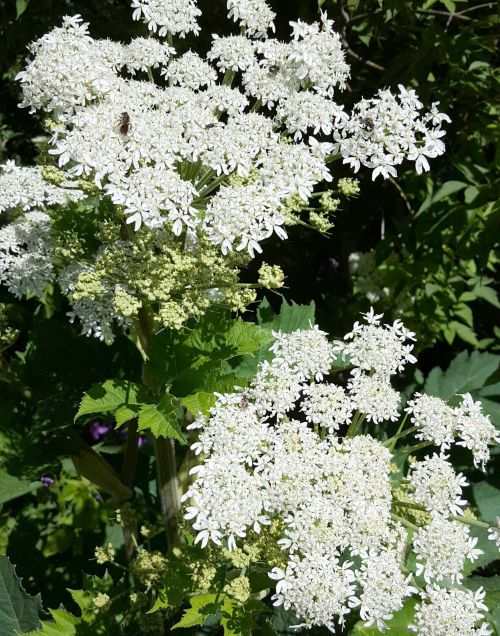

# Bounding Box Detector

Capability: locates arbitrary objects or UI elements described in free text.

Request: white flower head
[406,393,458,449]
[408,453,468,516]
[131,0,201,38]
[333,307,416,378]
[413,515,482,584]
[456,393,500,470]
[410,585,492,636]
[226,0,276,38]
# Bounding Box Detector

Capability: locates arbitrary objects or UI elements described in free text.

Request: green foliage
[423,350,500,421]
[24,608,80,636]
[172,593,219,629]
[0,557,42,635]
[136,398,186,444]
[75,380,147,421]
[316,0,499,350]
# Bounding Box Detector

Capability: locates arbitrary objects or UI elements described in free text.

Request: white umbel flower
[0,211,55,298]
[348,374,400,423]
[333,84,450,180]
[406,393,458,449]
[355,549,417,631]
[301,383,354,432]
[269,553,358,630]
[270,325,335,381]
[413,515,482,584]
[410,585,492,636]
[131,0,201,38]
[227,0,276,38]
[333,307,416,378]
[16,15,117,115]
[408,453,468,516]
[203,183,287,257]
[288,13,350,97]
[208,35,256,73]
[456,393,500,470]
[122,37,174,74]
[0,162,83,212]
[163,51,217,89]
[183,455,269,550]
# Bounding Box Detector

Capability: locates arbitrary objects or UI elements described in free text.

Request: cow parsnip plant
[1,0,498,635]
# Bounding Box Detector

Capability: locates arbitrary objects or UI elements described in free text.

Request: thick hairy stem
[121,420,139,559]
[155,436,181,546]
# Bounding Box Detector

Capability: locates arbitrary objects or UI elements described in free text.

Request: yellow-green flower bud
[258,263,284,289]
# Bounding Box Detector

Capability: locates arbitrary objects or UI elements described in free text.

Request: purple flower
[89,420,112,442]
[40,475,55,487]
[137,435,148,448]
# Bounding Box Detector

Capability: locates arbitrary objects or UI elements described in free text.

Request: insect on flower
[240,393,249,410]
[362,117,375,131]
[116,111,131,136]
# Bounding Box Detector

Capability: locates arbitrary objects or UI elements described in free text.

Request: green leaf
[424,351,500,401]
[24,608,80,635]
[453,321,480,347]
[75,380,146,421]
[473,285,500,309]
[259,297,316,334]
[15,0,29,19]
[148,562,192,613]
[172,593,218,629]
[350,599,416,634]
[114,405,139,427]
[220,598,269,636]
[0,557,42,635]
[181,392,216,417]
[137,397,186,444]
[0,471,41,506]
[473,482,500,522]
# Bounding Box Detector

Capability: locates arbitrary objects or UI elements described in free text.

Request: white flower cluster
[0,211,55,298]
[10,0,449,269]
[0,162,83,213]
[332,85,450,179]
[406,392,500,469]
[184,313,497,633]
[410,586,492,636]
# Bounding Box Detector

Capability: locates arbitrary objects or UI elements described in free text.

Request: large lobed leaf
[0,557,42,635]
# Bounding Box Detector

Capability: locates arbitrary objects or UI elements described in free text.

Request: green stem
[121,420,139,559]
[325,153,342,164]
[250,99,262,112]
[395,500,491,530]
[450,515,490,530]
[195,168,216,190]
[393,499,427,512]
[400,440,435,456]
[346,411,365,437]
[222,69,235,86]
[154,437,181,546]
[391,512,419,532]
[133,306,182,547]
[385,419,417,452]
[196,173,228,199]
